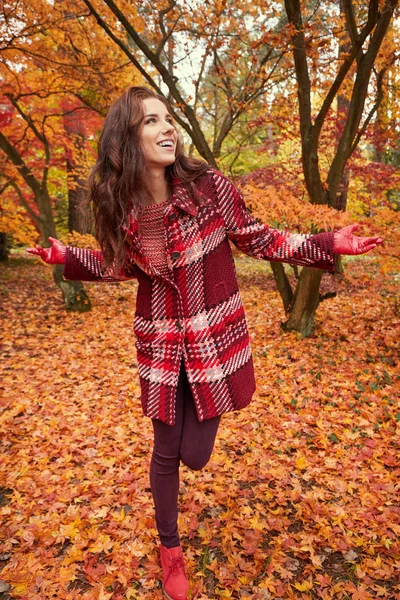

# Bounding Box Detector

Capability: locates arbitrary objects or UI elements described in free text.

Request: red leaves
[1,253,399,598]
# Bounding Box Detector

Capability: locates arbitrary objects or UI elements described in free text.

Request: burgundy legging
[150,364,221,548]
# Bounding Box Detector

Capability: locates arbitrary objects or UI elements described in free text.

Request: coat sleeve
[63,246,136,282]
[212,171,336,272]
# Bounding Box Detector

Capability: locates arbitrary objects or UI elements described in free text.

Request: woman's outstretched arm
[212,171,382,270]
[27,237,135,282]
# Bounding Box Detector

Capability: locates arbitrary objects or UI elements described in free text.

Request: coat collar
[123,187,198,280]
[126,187,202,236]
[125,181,211,239]
[170,185,198,216]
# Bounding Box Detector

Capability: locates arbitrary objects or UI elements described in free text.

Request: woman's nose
[162,122,175,134]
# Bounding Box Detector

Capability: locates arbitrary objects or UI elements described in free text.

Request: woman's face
[140,98,178,169]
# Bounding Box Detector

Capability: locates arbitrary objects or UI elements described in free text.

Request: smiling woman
[84,88,209,278]
[27,86,383,600]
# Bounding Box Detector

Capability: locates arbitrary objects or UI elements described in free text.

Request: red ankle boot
[160,544,189,600]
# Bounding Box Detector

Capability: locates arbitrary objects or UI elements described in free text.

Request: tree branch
[313,15,377,138]
[82,0,216,165]
[193,41,214,112]
[342,0,360,48]
[0,131,42,197]
[8,180,41,225]
[5,94,51,187]
[349,67,386,156]
[327,0,398,199]
[0,178,13,197]
[80,0,163,93]
[284,0,312,135]
[6,94,46,146]
[270,261,294,312]
[155,0,176,57]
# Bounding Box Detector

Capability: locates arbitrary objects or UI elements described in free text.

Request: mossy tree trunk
[278,0,397,336]
[0,124,91,312]
[281,268,324,338]
[0,233,8,261]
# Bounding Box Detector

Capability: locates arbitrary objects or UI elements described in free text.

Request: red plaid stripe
[64,170,335,425]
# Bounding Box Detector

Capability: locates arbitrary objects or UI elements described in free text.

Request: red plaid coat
[64,169,335,425]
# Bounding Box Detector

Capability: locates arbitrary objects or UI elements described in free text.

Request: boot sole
[162,585,187,600]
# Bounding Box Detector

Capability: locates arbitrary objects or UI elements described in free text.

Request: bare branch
[5,94,52,187]
[6,94,47,145]
[327,0,399,200]
[0,178,13,196]
[8,179,41,225]
[284,0,312,133]
[193,42,213,112]
[80,0,163,93]
[313,15,377,138]
[349,67,386,156]
[155,0,177,57]
[0,130,41,197]
[87,0,216,164]
[342,0,360,48]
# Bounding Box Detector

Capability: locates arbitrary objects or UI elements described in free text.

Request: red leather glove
[26,237,66,264]
[333,224,383,255]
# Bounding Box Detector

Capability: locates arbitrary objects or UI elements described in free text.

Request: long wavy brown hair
[88,86,209,272]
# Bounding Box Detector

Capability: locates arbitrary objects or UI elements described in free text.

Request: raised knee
[181,452,211,471]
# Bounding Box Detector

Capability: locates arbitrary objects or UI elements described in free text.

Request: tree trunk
[62,100,93,234]
[334,15,351,213]
[0,103,91,311]
[270,261,293,312]
[38,189,92,312]
[68,181,92,234]
[52,265,91,312]
[0,233,8,261]
[282,267,323,337]
[280,0,398,337]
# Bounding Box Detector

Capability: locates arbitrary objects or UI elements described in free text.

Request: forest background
[0,0,399,599]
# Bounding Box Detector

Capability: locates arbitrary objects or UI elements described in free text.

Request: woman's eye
[145,117,156,124]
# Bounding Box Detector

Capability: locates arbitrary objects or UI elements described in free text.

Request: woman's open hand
[26,237,66,264]
[333,224,383,256]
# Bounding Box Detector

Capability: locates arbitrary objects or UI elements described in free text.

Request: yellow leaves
[91,507,109,520]
[381,537,393,550]
[206,557,218,572]
[65,231,99,249]
[59,518,82,541]
[354,564,367,579]
[295,455,309,470]
[88,534,113,554]
[10,583,29,595]
[293,578,313,591]
[1,253,399,598]
[247,514,265,531]
[59,564,78,585]
[215,588,233,597]
[97,586,114,600]
[111,508,127,522]
[240,182,351,232]
[0,403,28,428]
[0,196,38,246]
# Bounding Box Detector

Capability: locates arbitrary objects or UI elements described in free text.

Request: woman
[28,86,382,600]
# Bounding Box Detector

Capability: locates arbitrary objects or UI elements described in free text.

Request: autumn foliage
[1,0,400,597]
[1,250,399,599]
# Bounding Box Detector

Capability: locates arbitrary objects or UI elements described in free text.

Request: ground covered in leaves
[1,255,399,600]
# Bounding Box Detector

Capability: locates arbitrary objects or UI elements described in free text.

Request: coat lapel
[124,213,159,278]
[124,185,210,278]
[171,186,198,216]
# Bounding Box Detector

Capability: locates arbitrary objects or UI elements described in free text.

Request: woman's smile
[156,138,175,151]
